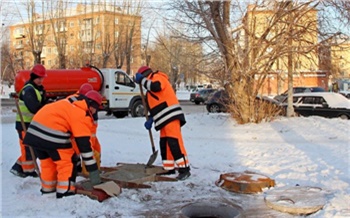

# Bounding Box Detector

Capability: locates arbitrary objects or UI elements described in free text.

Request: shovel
[14,96,41,178]
[139,84,158,167]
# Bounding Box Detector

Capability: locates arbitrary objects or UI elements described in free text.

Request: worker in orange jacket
[134,66,190,180]
[69,83,102,175]
[23,90,103,198]
[10,64,47,178]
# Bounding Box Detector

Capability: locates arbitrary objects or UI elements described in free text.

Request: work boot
[10,163,27,178]
[176,167,191,181]
[156,169,176,176]
[25,171,39,178]
[41,189,56,195]
[10,168,27,178]
[56,191,75,199]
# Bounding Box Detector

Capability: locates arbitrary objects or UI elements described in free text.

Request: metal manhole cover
[215,171,275,194]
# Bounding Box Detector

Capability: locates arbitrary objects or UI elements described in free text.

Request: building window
[47,48,51,54]
[95,17,99,24]
[115,18,119,24]
[41,60,45,65]
[15,27,24,35]
[48,60,52,66]
[115,31,119,38]
[70,21,74,27]
[70,45,74,51]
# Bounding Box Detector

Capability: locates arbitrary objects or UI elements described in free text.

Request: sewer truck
[13,65,144,118]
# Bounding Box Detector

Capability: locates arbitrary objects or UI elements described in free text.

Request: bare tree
[1,2,16,83]
[47,0,70,69]
[148,29,203,90]
[18,0,49,65]
[168,0,323,123]
[113,0,142,74]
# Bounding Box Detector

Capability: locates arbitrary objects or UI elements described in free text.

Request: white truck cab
[100,68,144,118]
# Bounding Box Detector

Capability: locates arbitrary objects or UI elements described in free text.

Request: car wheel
[208,104,220,113]
[130,100,144,117]
[339,114,349,120]
[195,101,200,105]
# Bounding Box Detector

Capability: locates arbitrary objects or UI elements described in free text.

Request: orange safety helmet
[79,83,93,95]
[31,64,47,77]
[85,90,102,109]
[137,66,153,77]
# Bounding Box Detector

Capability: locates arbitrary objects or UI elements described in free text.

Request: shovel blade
[146,150,158,167]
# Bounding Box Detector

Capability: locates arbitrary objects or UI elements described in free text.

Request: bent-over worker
[70,83,102,175]
[23,90,103,198]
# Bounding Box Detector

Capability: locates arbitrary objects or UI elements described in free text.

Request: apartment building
[9,4,141,74]
[243,2,330,95]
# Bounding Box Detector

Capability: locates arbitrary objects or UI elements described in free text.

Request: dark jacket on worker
[15,80,46,132]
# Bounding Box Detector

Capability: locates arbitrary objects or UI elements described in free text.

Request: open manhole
[181,202,240,218]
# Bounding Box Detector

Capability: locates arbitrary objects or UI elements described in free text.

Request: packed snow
[1,91,349,217]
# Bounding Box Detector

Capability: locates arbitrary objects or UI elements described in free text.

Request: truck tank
[14,67,103,98]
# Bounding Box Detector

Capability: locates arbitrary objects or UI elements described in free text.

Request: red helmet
[85,90,102,108]
[79,83,93,95]
[31,64,47,77]
[137,66,152,77]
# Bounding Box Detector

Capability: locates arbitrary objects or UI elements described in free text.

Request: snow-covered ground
[0,84,14,99]
[1,90,349,217]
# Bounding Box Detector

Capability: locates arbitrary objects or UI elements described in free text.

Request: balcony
[15,34,26,39]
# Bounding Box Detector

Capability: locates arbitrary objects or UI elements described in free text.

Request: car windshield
[310,87,325,92]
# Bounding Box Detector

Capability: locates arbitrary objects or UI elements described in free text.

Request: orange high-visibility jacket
[140,71,186,131]
[67,94,101,154]
[23,97,98,172]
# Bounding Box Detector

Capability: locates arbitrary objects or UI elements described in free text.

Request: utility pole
[286,1,294,117]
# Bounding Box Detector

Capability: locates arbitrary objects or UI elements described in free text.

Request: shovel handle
[14,97,41,178]
[139,84,156,153]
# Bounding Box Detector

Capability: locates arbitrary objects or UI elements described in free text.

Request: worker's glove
[144,117,154,130]
[134,73,144,84]
[89,170,102,186]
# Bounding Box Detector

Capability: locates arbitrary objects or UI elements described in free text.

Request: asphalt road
[1,99,207,123]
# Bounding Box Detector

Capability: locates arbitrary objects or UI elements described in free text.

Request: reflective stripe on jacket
[142,71,186,131]
[16,84,42,123]
[23,97,98,172]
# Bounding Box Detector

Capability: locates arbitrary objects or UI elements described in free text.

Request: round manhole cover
[181,202,240,218]
[215,171,275,194]
[264,186,326,215]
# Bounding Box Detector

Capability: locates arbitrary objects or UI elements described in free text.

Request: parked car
[339,91,350,99]
[206,90,230,113]
[206,91,282,113]
[281,92,350,119]
[274,86,326,102]
[190,88,217,105]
